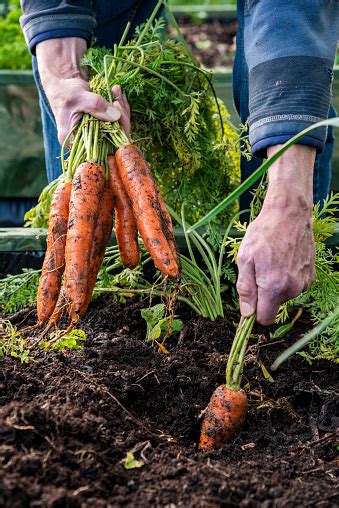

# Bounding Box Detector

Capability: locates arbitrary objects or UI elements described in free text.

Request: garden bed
[1,296,337,507]
[172,17,237,69]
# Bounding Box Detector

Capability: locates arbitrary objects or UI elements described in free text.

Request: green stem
[135,0,164,45]
[270,305,339,371]
[119,20,131,47]
[104,55,113,103]
[61,123,81,178]
[226,315,256,390]
[104,55,186,97]
[216,209,249,307]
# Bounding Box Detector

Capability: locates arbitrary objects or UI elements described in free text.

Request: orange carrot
[199,385,248,450]
[108,155,140,268]
[115,144,179,278]
[80,187,115,316]
[63,162,105,323]
[155,186,178,260]
[37,182,72,322]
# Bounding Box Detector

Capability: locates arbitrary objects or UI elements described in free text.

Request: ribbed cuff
[29,29,91,54]
[248,56,332,158]
[251,133,325,159]
[20,13,96,55]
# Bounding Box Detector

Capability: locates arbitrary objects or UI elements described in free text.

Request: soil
[1,297,338,507]
[172,18,237,69]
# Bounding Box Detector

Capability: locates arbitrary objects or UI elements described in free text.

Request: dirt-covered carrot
[37,182,72,322]
[80,187,115,316]
[199,385,248,449]
[108,155,140,268]
[199,315,256,450]
[64,162,106,323]
[115,144,179,278]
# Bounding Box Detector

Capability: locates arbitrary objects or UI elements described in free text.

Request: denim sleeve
[244,0,339,157]
[20,1,96,54]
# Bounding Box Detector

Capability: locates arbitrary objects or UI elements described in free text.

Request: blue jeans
[34,6,335,211]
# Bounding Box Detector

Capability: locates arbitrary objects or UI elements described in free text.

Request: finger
[56,111,83,146]
[112,99,131,135]
[256,288,281,326]
[236,257,257,317]
[121,93,130,116]
[78,91,121,122]
[112,84,122,100]
[112,86,131,135]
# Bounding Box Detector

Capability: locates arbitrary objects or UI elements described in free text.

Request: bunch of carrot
[37,122,180,332]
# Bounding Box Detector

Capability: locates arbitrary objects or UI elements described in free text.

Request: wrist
[36,37,87,84]
[263,144,315,212]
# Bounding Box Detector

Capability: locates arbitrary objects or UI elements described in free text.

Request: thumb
[236,258,257,317]
[78,91,121,122]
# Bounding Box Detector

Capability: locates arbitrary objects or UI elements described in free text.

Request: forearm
[264,145,316,212]
[36,38,88,84]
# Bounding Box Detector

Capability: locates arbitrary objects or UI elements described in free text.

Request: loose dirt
[1,297,337,507]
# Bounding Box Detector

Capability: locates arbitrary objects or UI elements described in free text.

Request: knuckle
[89,93,105,111]
[266,276,286,296]
[236,280,253,298]
[257,314,275,326]
[236,247,250,265]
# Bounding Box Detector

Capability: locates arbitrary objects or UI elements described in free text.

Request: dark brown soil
[171,19,237,68]
[1,297,338,507]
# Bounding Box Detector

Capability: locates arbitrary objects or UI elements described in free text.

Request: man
[20,0,338,325]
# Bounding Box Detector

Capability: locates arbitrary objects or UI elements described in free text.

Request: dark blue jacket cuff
[252,135,324,159]
[29,29,91,54]
[244,0,338,160]
[20,1,96,55]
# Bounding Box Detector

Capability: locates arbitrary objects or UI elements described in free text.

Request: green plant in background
[0,2,31,70]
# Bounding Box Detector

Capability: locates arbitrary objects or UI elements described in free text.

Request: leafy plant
[141,303,182,346]
[0,320,33,362]
[0,268,41,314]
[39,328,87,351]
[123,451,144,470]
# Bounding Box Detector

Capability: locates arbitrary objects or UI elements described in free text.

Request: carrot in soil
[199,315,256,450]
[199,385,248,449]
[108,155,140,268]
[81,187,115,316]
[36,182,72,323]
[115,144,179,278]
[63,162,106,323]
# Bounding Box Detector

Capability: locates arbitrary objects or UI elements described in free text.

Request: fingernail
[106,106,120,121]
[240,301,255,317]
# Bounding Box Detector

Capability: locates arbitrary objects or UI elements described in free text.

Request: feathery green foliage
[0,269,41,314]
[0,320,33,362]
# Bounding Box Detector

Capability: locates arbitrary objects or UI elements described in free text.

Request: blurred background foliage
[0,1,31,70]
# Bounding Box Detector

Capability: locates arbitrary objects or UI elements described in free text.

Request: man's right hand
[36,38,130,144]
